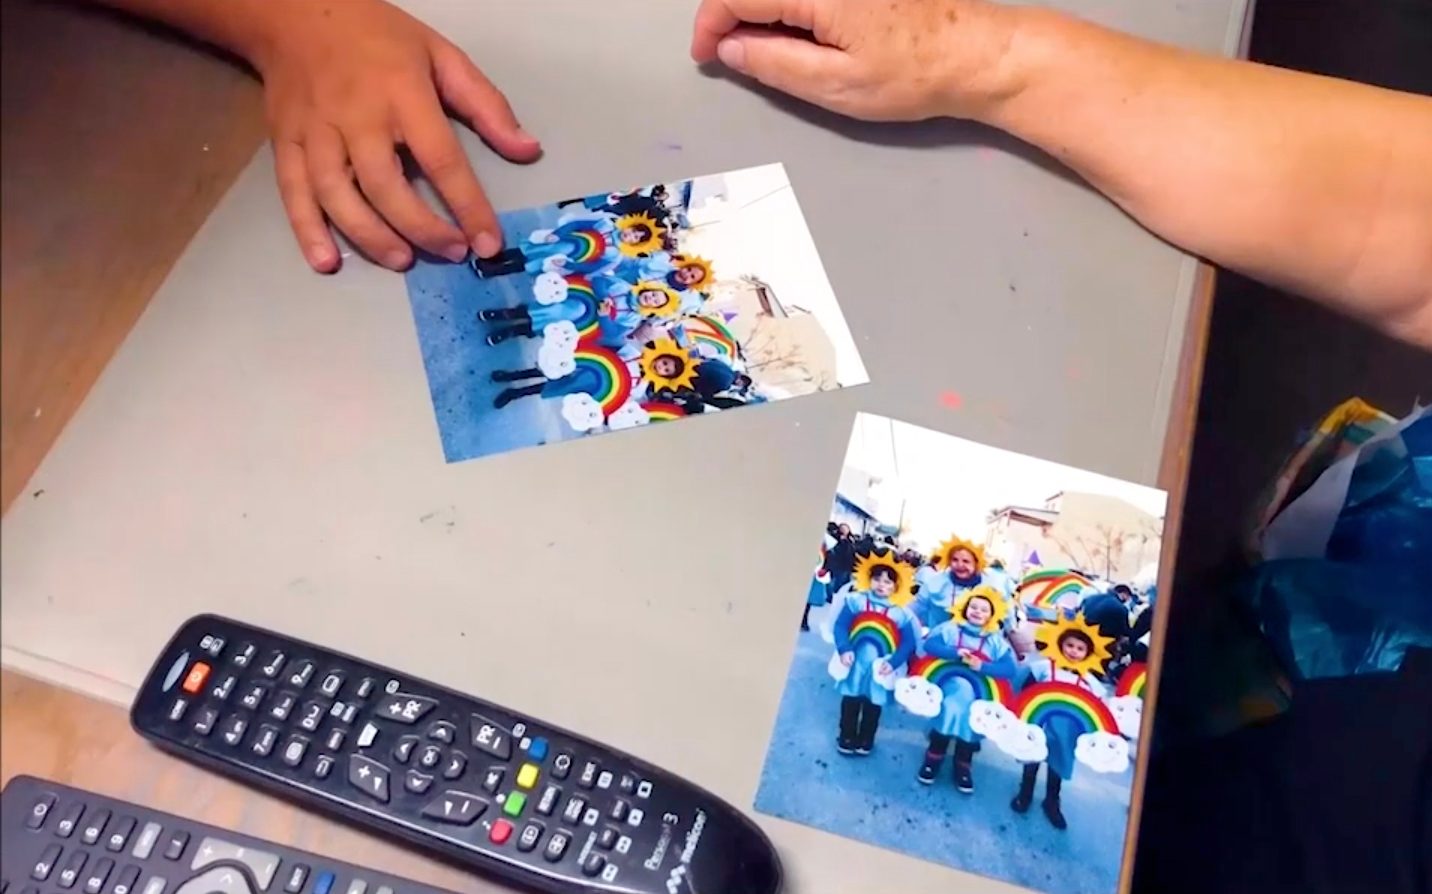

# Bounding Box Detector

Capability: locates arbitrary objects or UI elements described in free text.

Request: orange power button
[181,661,211,694]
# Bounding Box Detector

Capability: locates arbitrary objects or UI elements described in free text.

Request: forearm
[84,0,285,68]
[980,7,1432,344]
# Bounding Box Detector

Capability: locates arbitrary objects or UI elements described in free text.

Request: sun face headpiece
[670,254,715,289]
[951,584,1008,634]
[614,212,665,257]
[639,337,697,391]
[935,535,987,577]
[631,281,682,319]
[1035,612,1115,677]
[852,548,916,606]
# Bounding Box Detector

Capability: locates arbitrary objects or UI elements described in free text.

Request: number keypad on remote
[131,615,781,894]
[1,775,458,894]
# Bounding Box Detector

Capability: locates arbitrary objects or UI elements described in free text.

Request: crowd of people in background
[803,521,1154,831]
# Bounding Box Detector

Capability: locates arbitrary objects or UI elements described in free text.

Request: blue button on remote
[528,737,549,761]
[314,871,335,894]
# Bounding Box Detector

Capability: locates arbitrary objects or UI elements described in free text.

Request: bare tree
[1053,523,1133,578]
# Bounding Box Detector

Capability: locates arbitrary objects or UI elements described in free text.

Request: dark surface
[1134,1,1432,892]
[0,774,457,894]
[130,615,782,894]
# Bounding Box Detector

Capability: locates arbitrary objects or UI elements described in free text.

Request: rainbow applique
[848,611,901,656]
[561,276,602,342]
[572,346,632,417]
[1017,568,1093,610]
[1116,662,1148,699]
[639,400,687,422]
[1012,681,1119,735]
[906,656,1012,704]
[567,229,608,266]
[685,315,741,361]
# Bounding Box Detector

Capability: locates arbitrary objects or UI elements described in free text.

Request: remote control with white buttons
[130,615,782,894]
[1,775,456,894]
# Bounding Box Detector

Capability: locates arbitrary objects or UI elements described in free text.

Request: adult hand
[255,0,540,272]
[690,0,1020,122]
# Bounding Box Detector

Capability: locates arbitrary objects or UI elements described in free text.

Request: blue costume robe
[520,218,622,277]
[920,622,1017,741]
[832,591,918,707]
[911,571,983,630]
[1021,660,1110,780]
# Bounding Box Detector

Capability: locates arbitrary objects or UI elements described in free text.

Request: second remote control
[131,614,781,894]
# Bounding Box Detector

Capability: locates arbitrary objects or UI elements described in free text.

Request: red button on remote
[489,819,513,845]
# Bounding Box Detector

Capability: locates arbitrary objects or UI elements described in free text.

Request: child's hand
[254,0,541,272]
[876,660,892,674]
[840,652,855,667]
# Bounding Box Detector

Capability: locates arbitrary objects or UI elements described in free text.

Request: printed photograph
[404,163,867,462]
[757,413,1167,894]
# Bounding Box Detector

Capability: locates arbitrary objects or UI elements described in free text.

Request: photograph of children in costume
[403,163,867,462]
[757,413,1166,894]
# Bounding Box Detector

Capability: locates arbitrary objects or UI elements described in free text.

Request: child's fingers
[273,140,338,273]
[305,124,411,270]
[396,89,503,258]
[346,124,468,262]
[429,39,541,164]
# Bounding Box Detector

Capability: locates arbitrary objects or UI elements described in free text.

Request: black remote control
[130,615,782,894]
[1,774,458,894]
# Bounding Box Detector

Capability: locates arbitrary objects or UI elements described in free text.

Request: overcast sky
[844,413,1168,549]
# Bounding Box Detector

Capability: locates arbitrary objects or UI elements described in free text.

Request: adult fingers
[712,27,853,112]
[691,0,820,62]
[273,139,338,273]
[396,87,503,259]
[429,39,541,164]
[305,124,411,270]
[346,126,469,262]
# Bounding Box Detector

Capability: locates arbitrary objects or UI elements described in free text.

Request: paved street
[756,608,1132,894]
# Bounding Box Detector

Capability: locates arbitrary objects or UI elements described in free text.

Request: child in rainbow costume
[1006,613,1117,830]
[829,549,920,756]
[472,211,665,279]
[910,536,989,631]
[478,273,680,349]
[909,585,1018,792]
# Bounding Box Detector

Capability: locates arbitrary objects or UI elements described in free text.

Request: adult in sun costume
[829,549,920,756]
[1008,613,1116,830]
[912,584,1018,792]
[910,535,988,631]
[472,211,666,279]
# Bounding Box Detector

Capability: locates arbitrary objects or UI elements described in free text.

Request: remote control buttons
[536,785,561,816]
[374,694,435,725]
[516,821,544,852]
[26,793,55,829]
[420,792,487,825]
[425,721,456,744]
[232,642,256,668]
[404,770,434,795]
[181,663,210,695]
[173,866,253,894]
[516,763,539,790]
[526,738,549,762]
[469,716,512,760]
[347,756,391,803]
[551,754,572,780]
[393,736,419,764]
[192,838,280,890]
[487,820,512,845]
[441,751,467,780]
[542,831,571,863]
[482,767,506,794]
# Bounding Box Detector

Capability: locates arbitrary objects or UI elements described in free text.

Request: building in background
[985,491,1163,582]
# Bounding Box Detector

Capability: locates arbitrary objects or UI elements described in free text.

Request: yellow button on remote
[516,763,540,790]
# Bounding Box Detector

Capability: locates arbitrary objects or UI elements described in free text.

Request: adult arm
[87,0,541,272]
[692,0,1432,346]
